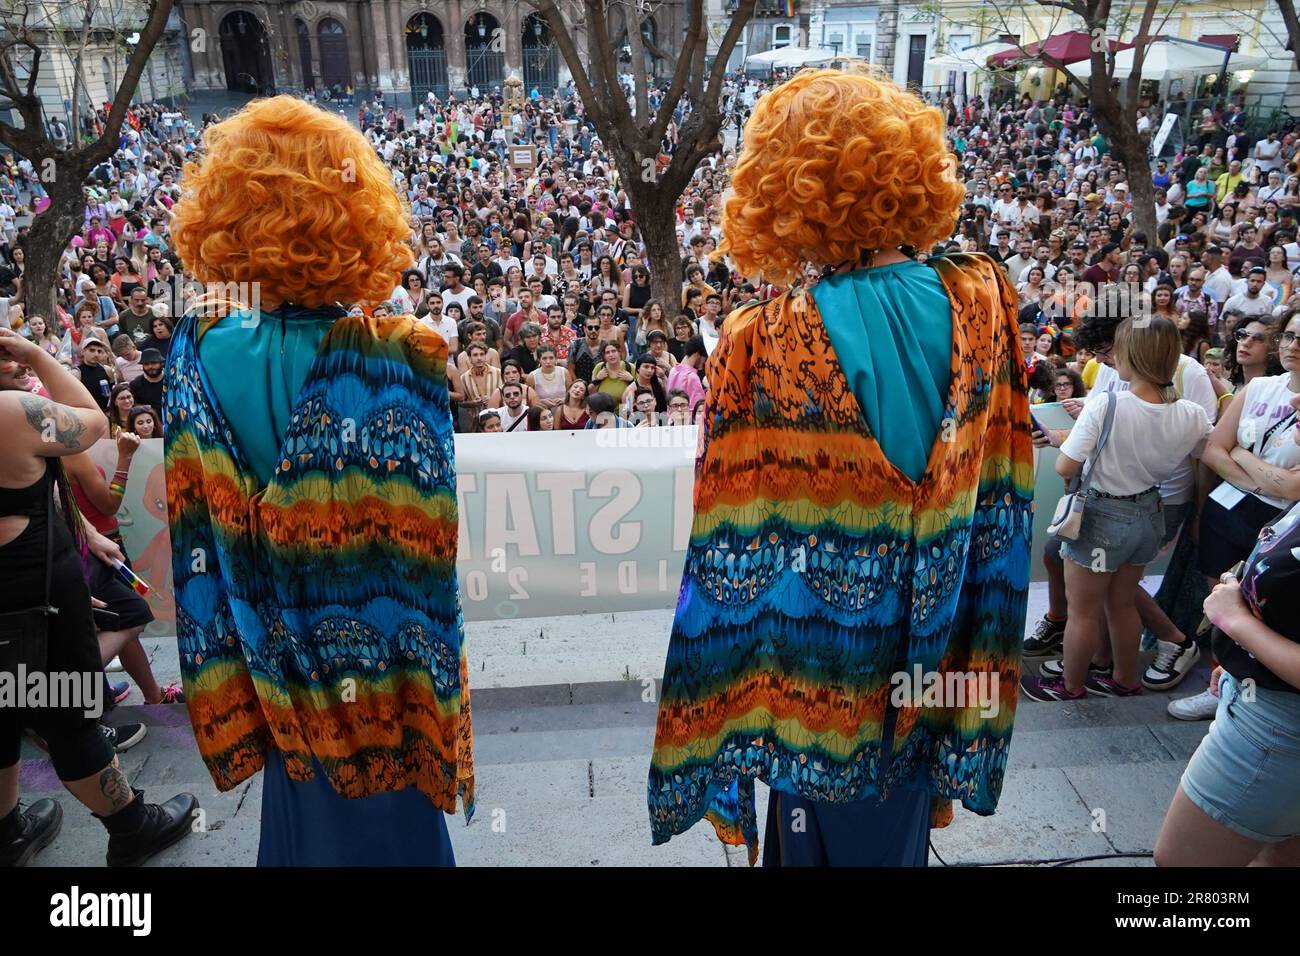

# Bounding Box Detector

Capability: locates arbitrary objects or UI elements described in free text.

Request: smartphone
[1030,412,1049,437]
[93,608,120,629]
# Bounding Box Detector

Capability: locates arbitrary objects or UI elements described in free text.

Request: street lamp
[477,15,486,40]
[533,19,543,41]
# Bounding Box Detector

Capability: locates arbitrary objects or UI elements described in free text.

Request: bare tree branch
[92,0,173,169]
[588,0,630,131]
[69,0,99,147]
[1276,0,1300,74]
[651,0,702,145]
[530,0,608,130]
[687,17,706,105]
[704,0,757,105]
[624,0,650,125]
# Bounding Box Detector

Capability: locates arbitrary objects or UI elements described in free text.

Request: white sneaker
[1143,640,1200,691]
[106,656,125,672]
[1167,689,1218,721]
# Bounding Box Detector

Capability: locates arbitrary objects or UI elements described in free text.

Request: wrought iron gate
[408,48,448,100]
[523,45,559,94]
[465,48,504,91]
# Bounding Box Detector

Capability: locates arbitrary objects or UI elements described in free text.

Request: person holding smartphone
[1023,313,1214,701]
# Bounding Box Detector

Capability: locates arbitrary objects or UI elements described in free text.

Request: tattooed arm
[3,393,107,457]
[0,328,107,457]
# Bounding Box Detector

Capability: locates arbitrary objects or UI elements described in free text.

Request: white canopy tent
[1067,39,1265,80]
[745,46,838,69]
[925,41,1019,73]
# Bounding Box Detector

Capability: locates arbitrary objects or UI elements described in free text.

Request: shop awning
[988,30,1133,69]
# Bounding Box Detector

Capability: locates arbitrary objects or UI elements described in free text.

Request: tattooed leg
[64,757,137,816]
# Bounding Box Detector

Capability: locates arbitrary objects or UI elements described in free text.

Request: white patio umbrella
[745,46,838,69]
[1067,40,1265,80]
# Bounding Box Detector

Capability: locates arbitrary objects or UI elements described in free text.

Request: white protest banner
[452,429,695,621]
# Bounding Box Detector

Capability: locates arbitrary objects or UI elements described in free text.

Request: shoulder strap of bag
[42,458,55,614]
[505,411,527,432]
[1076,390,1117,496]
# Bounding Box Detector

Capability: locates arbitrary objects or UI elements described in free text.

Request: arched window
[772,25,791,50]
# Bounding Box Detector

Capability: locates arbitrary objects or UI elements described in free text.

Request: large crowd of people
[0,62,1298,867]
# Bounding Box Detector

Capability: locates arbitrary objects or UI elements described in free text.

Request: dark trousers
[763,785,932,867]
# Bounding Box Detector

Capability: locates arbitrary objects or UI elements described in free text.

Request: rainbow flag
[114,560,150,596]
[784,0,796,16]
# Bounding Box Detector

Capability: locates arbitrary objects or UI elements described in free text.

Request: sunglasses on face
[1235,329,1269,344]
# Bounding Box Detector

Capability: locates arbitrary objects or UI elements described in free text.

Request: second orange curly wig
[170,96,413,309]
[714,69,966,285]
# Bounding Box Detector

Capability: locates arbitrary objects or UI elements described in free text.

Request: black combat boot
[96,788,200,867]
[0,799,63,867]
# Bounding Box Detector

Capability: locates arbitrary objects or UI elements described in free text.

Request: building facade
[911,0,1299,109]
[177,0,687,103]
[2,1,188,130]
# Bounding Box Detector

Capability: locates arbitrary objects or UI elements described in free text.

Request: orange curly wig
[713,69,966,285]
[170,96,413,309]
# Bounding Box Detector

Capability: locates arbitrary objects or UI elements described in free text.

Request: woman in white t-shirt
[1200,311,1300,579]
[1025,316,1213,702]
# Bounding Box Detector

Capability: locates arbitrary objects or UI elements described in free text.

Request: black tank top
[0,459,52,519]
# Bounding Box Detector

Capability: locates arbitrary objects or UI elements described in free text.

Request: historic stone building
[178,1,687,104]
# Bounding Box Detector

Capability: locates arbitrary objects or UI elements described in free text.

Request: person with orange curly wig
[647,69,1035,866]
[163,97,473,866]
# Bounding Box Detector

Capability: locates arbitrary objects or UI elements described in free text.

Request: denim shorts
[1059,489,1163,571]
[1180,673,1300,843]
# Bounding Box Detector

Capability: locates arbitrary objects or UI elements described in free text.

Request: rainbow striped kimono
[163,312,474,818]
[648,254,1033,862]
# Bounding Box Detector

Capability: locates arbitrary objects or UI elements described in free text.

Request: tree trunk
[1091,95,1158,245]
[21,159,85,323]
[629,184,685,320]
[1113,128,1158,246]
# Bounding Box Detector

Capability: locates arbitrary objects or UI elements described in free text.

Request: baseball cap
[1084,193,1101,202]
[1114,182,1129,192]
[1065,192,1080,202]
[1070,240,1088,249]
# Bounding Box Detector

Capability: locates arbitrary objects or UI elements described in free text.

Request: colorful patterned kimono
[163,311,474,818]
[648,254,1034,862]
